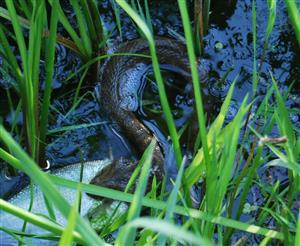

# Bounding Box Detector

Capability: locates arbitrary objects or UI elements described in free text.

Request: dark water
[0,0,299,242]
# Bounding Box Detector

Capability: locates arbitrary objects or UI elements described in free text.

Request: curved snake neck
[90,37,207,192]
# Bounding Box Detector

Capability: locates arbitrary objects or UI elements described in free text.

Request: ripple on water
[208,78,232,99]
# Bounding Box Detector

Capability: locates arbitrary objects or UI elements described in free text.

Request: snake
[90,37,208,193]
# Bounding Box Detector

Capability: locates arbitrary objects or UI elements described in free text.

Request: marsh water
[0,0,300,244]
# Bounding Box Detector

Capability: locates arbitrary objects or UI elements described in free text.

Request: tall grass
[0,0,58,167]
[116,0,183,167]
[0,0,107,168]
[285,0,300,45]
[48,0,105,61]
[193,0,211,56]
[0,0,299,245]
[0,126,106,245]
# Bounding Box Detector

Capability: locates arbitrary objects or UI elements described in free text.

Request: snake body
[90,38,207,192]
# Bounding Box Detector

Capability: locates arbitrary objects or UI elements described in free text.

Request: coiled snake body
[90,38,207,192]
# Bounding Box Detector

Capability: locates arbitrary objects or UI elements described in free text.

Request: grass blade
[0,125,107,245]
[47,175,283,240]
[70,0,92,57]
[0,199,85,244]
[116,0,182,166]
[128,217,211,246]
[285,0,300,46]
[39,0,59,164]
[177,0,209,173]
[58,188,81,246]
[157,156,187,245]
[116,138,156,245]
[296,209,300,246]
[252,0,258,94]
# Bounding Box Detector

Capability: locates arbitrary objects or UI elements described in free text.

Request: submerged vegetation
[0,0,299,245]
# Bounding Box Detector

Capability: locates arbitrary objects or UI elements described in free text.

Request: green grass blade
[48,0,87,59]
[0,24,22,88]
[5,0,28,80]
[177,0,209,170]
[47,175,284,240]
[285,0,300,46]
[0,226,35,246]
[70,0,92,57]
[235,146,263,221]
[111,0,122,39]
[66,52,151,81]
[0,125,107,245]
[128,217,212,246]
[216,96,251,205]
[5,0,38,157]
[87,0,105,46]
[252,0,258,94]
[59,188,81,246]
[116,0,183,166]
[203,0,211,34]
[265,0,276,45]
[184,78,237,187]
[158,156,187,245]
[0,199,85,244]
[296,209,300,246]
[27,0,44,95]
[271,74,297,163]
[73,67,88,106]
[81,0,98,46]
[17,0,31,20]
[0,6,30,29]
[48,121,108,135]
[39,0,59,155]
[27,0,45,161]
[116,138,156,245]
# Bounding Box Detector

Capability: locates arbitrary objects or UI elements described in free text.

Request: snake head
[89,158,138,199]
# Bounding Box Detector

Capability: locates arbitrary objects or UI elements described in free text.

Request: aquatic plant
[0,0,59,167]
[193,0,211,55]
[0,0,106,168]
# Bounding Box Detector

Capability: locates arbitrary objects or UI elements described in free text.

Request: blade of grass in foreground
[116,138,156,245]
[5,0,37,158]
[177,0,209,169]
[285,0,300,46]
[0,199,84,244]
[39,0,59,160]
[296,209,300,246]
[184,78,237,187]
[59,188,81,246]
[48,0,87,59]
[0,226,34,246]
[157,156,189,245]
[0,125,106,246]
[205,95,251,237]
[116,0,182,167]
[70,0,92,57]
[128,217,211,246]
[270,73,300,199]
[252,0,258,94]
[48,175,283,240]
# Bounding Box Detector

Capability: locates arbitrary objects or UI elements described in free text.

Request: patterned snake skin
[90,38,207,193]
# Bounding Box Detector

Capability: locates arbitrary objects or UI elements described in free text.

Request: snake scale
[90,37,207,193]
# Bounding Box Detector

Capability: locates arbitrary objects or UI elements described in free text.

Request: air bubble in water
[208,79,231,98]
